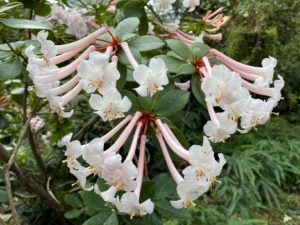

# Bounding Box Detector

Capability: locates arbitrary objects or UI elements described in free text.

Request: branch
[0,144,65,213]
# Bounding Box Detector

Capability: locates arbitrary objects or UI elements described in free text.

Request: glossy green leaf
[191,42,211,57]
[64,194,82,208]
[155,55,184,73]
[154,200,192,220]
[64,209,83,219]
[176,63,196,75]
[0,57,23,80]
[127,213,163,225]
[154,90,190,117]
[0,18,52,30]
[166,39,193,60]
[0,2,23,14]
[115,17,140,39]
[153,173,176,199]
[103,213,118,225]
[130,35,165,52]
[83,211,112,225]
[79,190,107,211]
[34,3,51,17]
[191,74,206,108]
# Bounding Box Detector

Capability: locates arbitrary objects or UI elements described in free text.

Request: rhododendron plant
[0,1,286,224]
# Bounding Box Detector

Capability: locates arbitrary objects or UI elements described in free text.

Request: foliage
[0,0,299,225]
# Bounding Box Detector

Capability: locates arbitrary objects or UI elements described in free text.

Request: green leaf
[138,11,148,35]
[191,74,206,108]
[154,90,190,117]
[34,3,51,17]
[155,55,184,73]
[140,181,156,202]
[176,63,196,75]
[0,2,23,14]
[138,96,156,112]
[118,47,142,66]
[154,200,192,221]
[0,18,52,30]
[117,62,127,89]
[128,213,163,225]
[191,42,211,57]
[79,190,107,211]
[0,189,8,203]
[64,194,82,208]
[166,39,193,60]
[130,35,165,52]
[64,209,83,219]
[0,58,23,80]
[153,173,176,199]
[123,1,144,18]
[103,213,118,225]
[115,17,140,39]
[83,211,112,225]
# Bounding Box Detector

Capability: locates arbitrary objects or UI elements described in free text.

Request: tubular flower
[59,111,226,216]
[194,49,284,142]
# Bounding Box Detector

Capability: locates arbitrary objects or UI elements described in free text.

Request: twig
[72,115,100,140]
[3,101,39,225]
[0,33,27,62]
[28,129,47,183]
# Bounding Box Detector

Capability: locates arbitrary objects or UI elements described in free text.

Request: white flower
[36,31,57,61]
[272,75,284,102]
[48,96,73,118]
[59,133,82,167]
[89,89,132,121]
[239,98,277,133]
[133,58,169,97]
[183,0,200,12]
[195,32,204,43]
[102,155,137,191]
[30,116,45,132]
[82,138,112,176]
[254,56,277,86]
[201,65,243,109]
[153,0,176,12]
[77,52,120,94]
[94,185,118,205]
[69,161,92,188]
[186,137,226,178]
[204,112,237,142]
[170,179,206,209]
[116,192,154,218]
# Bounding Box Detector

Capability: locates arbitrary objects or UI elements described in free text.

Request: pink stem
[56,27,107,54]
[33,46,95,83]
[177,30,196,41]
[163,124,184,148]
[156,132,184,184]
[120,42,138,70]
[100,115,133,142]
[125,122,142,162]
[203,56,212,76]
[134,134,146,199]
[155,120,189,161]
[51,75,79,96]
[209,49,269,76]
[242,79,274,97]
[106,112,142,154]
[61,82,83,106]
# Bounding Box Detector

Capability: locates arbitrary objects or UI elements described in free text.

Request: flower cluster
[152,0,200,13]
[23,2,284,219]
[59,112,226,217]
[197,51,284,142]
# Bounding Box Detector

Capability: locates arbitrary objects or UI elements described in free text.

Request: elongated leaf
[154,200,192,220]
[64,194,82,208]
[103,213,118,225]
[155,55,184,73]
[0,2,23,14]
[79,190,107,211]
[130,35,165,52]
[0,57,22,80]
[115,17,140,39]
[153,173,176,199]
[64,209,83,219]
[83,211,112,225]
[191,74,206,108]
[154,90,190,117]
[0,18,52,30]
[176,63,195,75]
[166,39,193,60]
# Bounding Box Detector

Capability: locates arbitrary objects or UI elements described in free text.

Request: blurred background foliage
[0,0,299,225]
